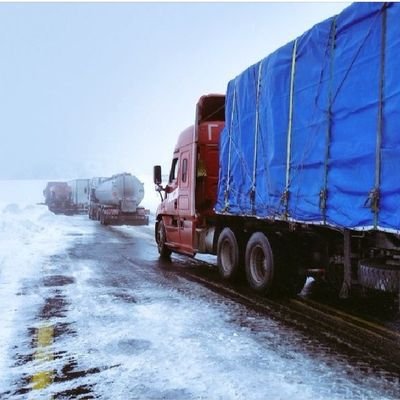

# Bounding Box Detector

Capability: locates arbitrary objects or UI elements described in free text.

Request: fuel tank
[94,173,144,212]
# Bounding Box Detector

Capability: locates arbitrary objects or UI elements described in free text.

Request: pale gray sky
[0,2,348,180]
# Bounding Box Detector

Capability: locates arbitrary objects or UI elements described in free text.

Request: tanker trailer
[43,181,74,215]
[90,173,149,226]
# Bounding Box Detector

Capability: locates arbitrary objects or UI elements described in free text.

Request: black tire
[100,211,104,225]
[217,228,241,280]
[100,210,108,225]
[245,232,275,293]
[156,220,172,259]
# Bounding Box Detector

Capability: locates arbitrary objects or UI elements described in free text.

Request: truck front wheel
[217,228,241,280]
[245,232,275,294]
[156,220,172,259]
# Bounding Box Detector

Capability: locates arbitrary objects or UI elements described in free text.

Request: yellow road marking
[291,298,400,340]
[31,325,54,390]
[31,371,53,390]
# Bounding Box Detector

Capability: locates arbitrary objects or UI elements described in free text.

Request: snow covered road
[0,195,399,399]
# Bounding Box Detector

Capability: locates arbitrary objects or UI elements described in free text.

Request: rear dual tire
[245,232,306,295]
[216,229,279,293]
[245,232,275,293]
[100,210,109,225]
[217,228,242,280]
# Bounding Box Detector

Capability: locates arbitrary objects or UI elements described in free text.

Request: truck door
[163,156,181,247]
[177,148,194,254]
[162,146,195,255]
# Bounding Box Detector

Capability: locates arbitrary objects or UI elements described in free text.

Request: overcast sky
[0,2,348,181]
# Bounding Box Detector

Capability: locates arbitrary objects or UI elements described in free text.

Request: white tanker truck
[88,173,149,226]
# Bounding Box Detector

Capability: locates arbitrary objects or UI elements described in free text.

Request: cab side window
[169,157,179,183]
[181,158,188,183]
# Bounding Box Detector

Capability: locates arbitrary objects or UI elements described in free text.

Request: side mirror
[153,165,162,185]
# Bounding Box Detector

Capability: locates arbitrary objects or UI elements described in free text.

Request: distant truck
[154,3,400,302]
[88,173,149,226]
[68,178,90,213]
[43,181,74,215]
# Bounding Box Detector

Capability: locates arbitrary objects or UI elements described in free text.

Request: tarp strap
[371,4,387,227]
[365,188,380,213]
[320,17,337,219]
[283,38,298,216]
[224,81,237,211]
[251,61,264,206]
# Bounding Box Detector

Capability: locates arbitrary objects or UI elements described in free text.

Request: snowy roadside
[0,200,92,390]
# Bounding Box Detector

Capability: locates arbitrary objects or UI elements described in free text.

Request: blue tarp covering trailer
[216,2,400,233]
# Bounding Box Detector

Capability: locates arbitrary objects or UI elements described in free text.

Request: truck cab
[154,94,225,256]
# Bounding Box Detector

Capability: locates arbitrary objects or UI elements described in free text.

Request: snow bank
[0,180,91,390]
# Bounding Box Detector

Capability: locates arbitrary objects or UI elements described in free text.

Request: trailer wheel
[156,220,171,259]
[100,210,108,225]
[217,228,242,280]
[245,232,275,293]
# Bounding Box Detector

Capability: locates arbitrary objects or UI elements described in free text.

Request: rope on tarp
[282,38,298,218]
[223,81,237,211]
[320,16,337,221]
[251,60,264,208]
[371,3,388,228]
